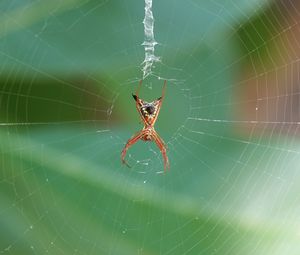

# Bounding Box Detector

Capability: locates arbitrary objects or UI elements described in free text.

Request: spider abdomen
[141,104,156,116]
[145,105,155,114]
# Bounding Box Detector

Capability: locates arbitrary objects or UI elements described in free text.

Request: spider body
[121,80,169,171]
[140,127,154,141]
[134,96,161,126]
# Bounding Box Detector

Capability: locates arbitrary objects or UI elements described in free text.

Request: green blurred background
[1,0,300,254]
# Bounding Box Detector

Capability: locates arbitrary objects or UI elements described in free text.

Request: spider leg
[161,80,167,99]
[121,130,145,168]
[152,130,170,172]
[135,79,143,97]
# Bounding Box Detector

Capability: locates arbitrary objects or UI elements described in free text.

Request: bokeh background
[1,0,300,254]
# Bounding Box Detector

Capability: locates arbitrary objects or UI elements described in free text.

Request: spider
[121,79,170,171]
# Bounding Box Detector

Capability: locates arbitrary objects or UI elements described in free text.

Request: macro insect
[121,80,170,171]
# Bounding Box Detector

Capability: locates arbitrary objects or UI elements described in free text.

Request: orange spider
[121,80,170,171]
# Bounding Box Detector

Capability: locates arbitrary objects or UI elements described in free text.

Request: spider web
[1,0,300,254]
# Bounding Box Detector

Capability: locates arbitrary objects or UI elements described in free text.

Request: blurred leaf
[0,75,112,123]
[0,0,271,74]
[0,0,87,38]
[1,127,300,254]
[1,1,298,255]
[237,1,285,67]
